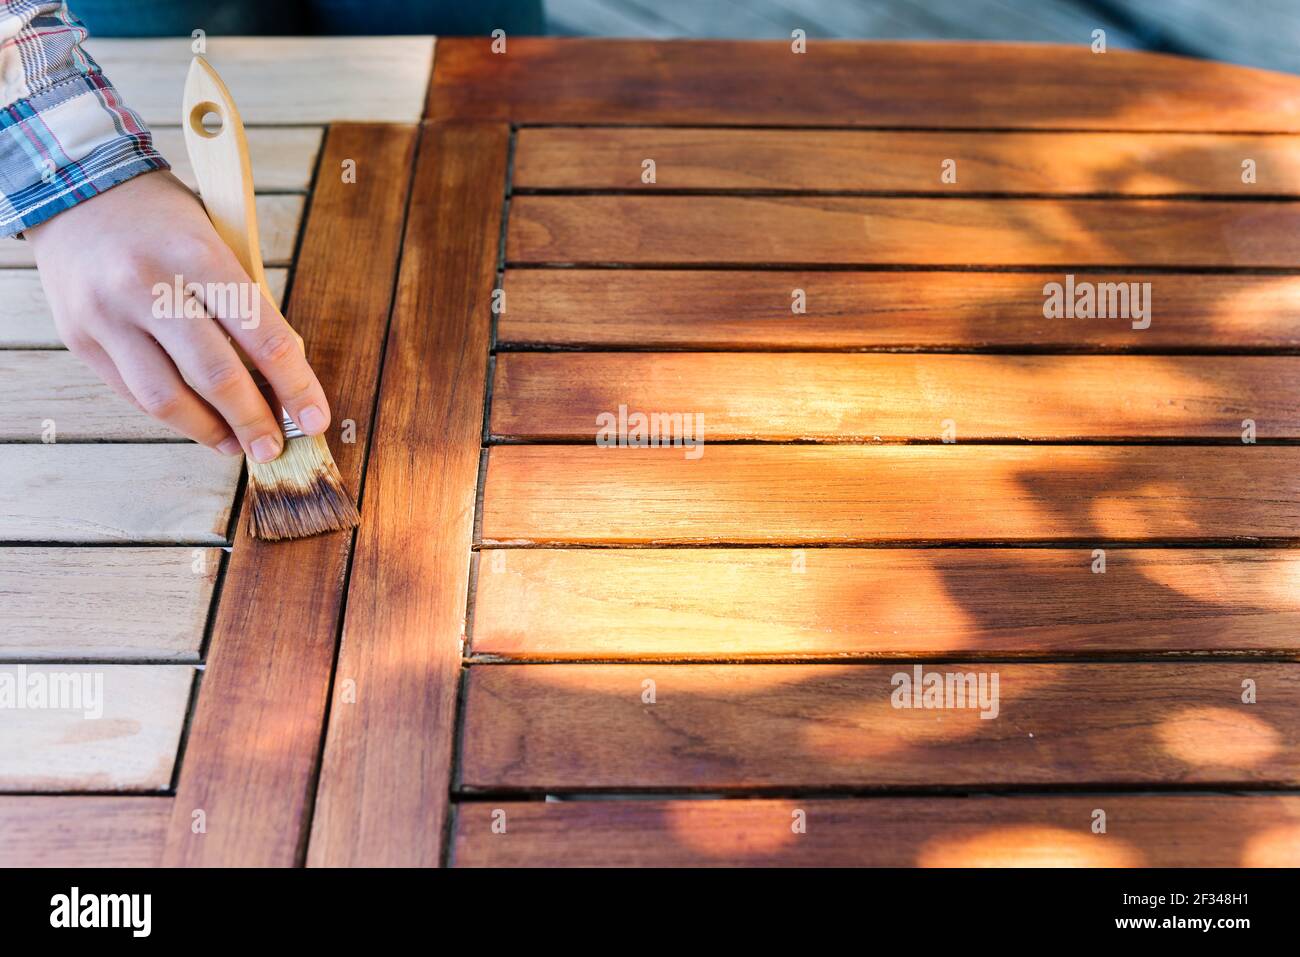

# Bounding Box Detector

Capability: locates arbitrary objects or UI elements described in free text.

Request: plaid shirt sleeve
[1,1,168,238]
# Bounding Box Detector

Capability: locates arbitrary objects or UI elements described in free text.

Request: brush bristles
[245,433,360,541]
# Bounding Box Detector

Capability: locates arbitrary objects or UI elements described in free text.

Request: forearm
[0,1,167,237]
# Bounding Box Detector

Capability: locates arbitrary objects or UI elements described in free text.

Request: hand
[26,169,330,462]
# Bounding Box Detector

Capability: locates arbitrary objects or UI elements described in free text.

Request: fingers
[210,286,332,437]
[67,337,146,412]
[97,330,241,454]
[148,305,285,463]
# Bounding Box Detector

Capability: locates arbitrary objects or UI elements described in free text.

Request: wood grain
[430,38,1300,131]
[0,548,219,661]
[498,270,1300,351]
[515,128,1300,195]
[481,446,1300,544]
[0,351,171,440]
[492,353,1300,441]
[90,36,435,124]
[452,795,1300,867]
[0,445,240,543]
[472,548,1300,659]
[153,126,322,193]
[0,796,169,867]
[507,196,1300,267]
[0,268,287,349]
[164,124,416,868]
[0,194,302,267]
[0,665,194,792]
[309,123,509,868]
[458,663,1300,790]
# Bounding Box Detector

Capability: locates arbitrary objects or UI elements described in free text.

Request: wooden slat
[507,196,1300,267]
[452,795,1300,867]
[89,36,435,124]
[472,548,1300,659]
[164,124,417,868]
[0,665,194,792]
[152,126,323,193]
[459,663,1300,790]
[515,128,1300,195]
[431,38,1300,131]
[0,445,239,543]
[0,548,219,661]
[0,269,288,349]
[482,446,1300,544]
[308,122,509,868]
[0,195,303,267]
[498,270,1300,351]
[492,353,1300,441]
[0,797,170,867]
[0,352,171,440]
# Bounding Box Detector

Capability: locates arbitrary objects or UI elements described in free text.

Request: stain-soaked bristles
[246,432,360,541]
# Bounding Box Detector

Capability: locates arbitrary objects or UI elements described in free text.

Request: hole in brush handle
[188,101,225,138]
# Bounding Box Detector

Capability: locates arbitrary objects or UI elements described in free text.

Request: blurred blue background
[74,0,1298,74]
[544,0,1297,74]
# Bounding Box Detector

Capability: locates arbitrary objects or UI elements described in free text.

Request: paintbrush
[182,56,359,540]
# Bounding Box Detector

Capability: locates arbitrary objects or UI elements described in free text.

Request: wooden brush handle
[181,56,302,351]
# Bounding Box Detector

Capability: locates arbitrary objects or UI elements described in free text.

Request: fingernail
[217,437,242,456]
[251,435,281,463]
[298,405,326,434]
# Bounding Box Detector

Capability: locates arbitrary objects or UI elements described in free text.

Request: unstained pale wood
[514,128,1300,195]
[0,665,195,792]
[498,270,1300,351]
[0,796,170,867]
[507,196,1300,267]
[0,194,302,267]
[492,353,1300,441]
[472,548,1300,659]
[90,36,435,124]
[431,38,1300,131]
[452,795,1300,867]
[0,445,240,543]
[0,268,287,349]
[0,351,172,440]
[0,548,219,661]
[309,123,510,868]
[459,663,1300,790]
[481,446,1300,544]
[165,123,417,868]
[152,125,323,193]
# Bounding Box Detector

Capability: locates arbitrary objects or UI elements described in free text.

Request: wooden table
[3,37,1300,868]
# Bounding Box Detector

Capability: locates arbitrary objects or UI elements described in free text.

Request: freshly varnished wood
[0,548,218,661]
[0,797,170,867]
[308,122,510,868]
[432,38,1300,131]
[458,663,1300,790]
[471,548,1300,659]
[507,196,1300,267]
[481,446,1300,544]
[0,666,195,792]
[491,353,1300,441]
[163,124,416,867]
[452,795,1300,867]
[0,268,287,349]
[498,270,1300,351]
[0,445,240,543]
[514,128,1300,195]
